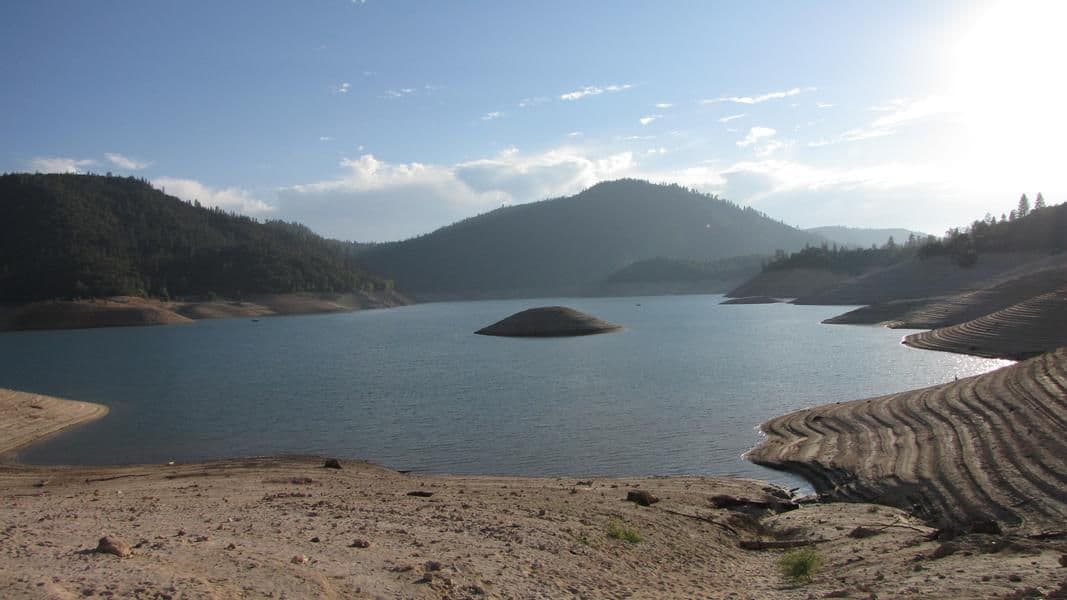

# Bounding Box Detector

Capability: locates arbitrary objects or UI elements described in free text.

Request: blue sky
[3,1,1064,241]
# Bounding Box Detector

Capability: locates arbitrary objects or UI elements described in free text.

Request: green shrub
[779,547,823,584]
[606,520,643,543]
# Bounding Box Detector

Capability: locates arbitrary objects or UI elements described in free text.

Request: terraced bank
[903,287,1067,360]
[748,349,1067,534]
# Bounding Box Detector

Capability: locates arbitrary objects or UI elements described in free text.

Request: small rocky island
[475,306,622,337]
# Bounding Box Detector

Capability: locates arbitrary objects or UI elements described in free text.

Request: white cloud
[567,131,583,137]
[559,83,633,101]
[518,96,550,108]
[646,147,667,155]
[639,114,662,126]
[336,82,351,94]
[870,95,953,129]
[702,87,814,105]
[383,87,416,98]
[736,126,777,147]
[481,111,503,121]
[104,153,150,170]
[29,156,96,173]
[810,96,953,147]
[655,102,673,109]
[319,136,334,142]
[152,177,275,215]
[718,113,746,123]
[816,102,835,109]
[276,148,635,241]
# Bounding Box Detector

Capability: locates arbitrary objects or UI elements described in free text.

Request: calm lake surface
[0,295,1009,488]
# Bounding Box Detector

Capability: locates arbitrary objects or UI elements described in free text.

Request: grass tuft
[779,547,823,584]
[606,520,643,543]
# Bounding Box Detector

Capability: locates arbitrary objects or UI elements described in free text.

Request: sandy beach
[3,388,1067,598]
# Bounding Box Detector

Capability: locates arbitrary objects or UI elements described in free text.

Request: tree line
[0,173,390,302]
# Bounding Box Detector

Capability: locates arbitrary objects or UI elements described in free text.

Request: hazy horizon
[3,1,1064,242]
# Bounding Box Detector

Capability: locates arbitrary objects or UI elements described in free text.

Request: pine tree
[1017,194,1031,218]
[1034,193,1047,211]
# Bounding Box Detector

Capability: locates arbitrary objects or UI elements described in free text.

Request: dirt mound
[476,306,621,337]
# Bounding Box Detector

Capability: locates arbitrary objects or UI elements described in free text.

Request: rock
[848,526,881,539]
[310,536,320,543]
[226,543,237,550]
[407,491,434,497]
[323,458,342,469]
[424,560,443,572]
[350,538,371,548]
[708,494,797,513]
[291,554,309,565]
[475,306,622,337]
[95,536,132,558]
[626,490,659,506]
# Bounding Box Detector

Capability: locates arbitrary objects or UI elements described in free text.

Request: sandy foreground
[3,391,1067,598]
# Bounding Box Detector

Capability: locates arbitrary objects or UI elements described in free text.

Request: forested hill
[0,173,390,302]
[359,179,821,298]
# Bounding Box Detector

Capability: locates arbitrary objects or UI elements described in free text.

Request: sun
[949,0,1067,189]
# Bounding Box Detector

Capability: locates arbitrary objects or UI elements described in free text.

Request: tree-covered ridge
[764,194,1065,274]
[359,179,822,297]
[920,193,1066,265]
[605,255,765,284]
[0,173,390,302]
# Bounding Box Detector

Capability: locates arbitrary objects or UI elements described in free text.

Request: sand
[750,349,1067,536]
[0,389,109,459]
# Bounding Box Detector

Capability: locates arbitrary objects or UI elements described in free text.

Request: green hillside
[0,173,390,302]
[359,179,821,298]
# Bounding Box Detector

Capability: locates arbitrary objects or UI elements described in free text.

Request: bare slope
[749,349,1067,534]
[903,287,1067,359]
[823,254,1067,327]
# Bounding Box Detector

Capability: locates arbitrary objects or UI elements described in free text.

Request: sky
[2,0,1065,242]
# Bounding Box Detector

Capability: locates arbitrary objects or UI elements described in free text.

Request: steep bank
[903,287,1067,360]
[749,349,1067,534]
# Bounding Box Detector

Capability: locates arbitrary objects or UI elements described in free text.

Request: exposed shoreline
[0,291,410,333]
[0,389,110,461]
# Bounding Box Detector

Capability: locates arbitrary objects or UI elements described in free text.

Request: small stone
[424,560,443,572]
[310,537,320,543]
[350,539,370,548]
[407,491,434,497]
[95,536,132,558]
[323,458,342,469]
[626,490,659,506]
[291,554,309,565]
[226,543,237,550]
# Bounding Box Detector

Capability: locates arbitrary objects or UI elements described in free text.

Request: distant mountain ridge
[359,179,822,299]
[806,226,929,249]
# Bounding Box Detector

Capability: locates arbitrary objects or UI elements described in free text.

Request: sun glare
[950,0,1067,188]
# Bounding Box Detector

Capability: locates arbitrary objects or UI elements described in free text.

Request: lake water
[0,295,1009,489]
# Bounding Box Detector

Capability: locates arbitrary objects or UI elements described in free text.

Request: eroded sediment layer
[903,287,1067,360]
[749,349,1067,533]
